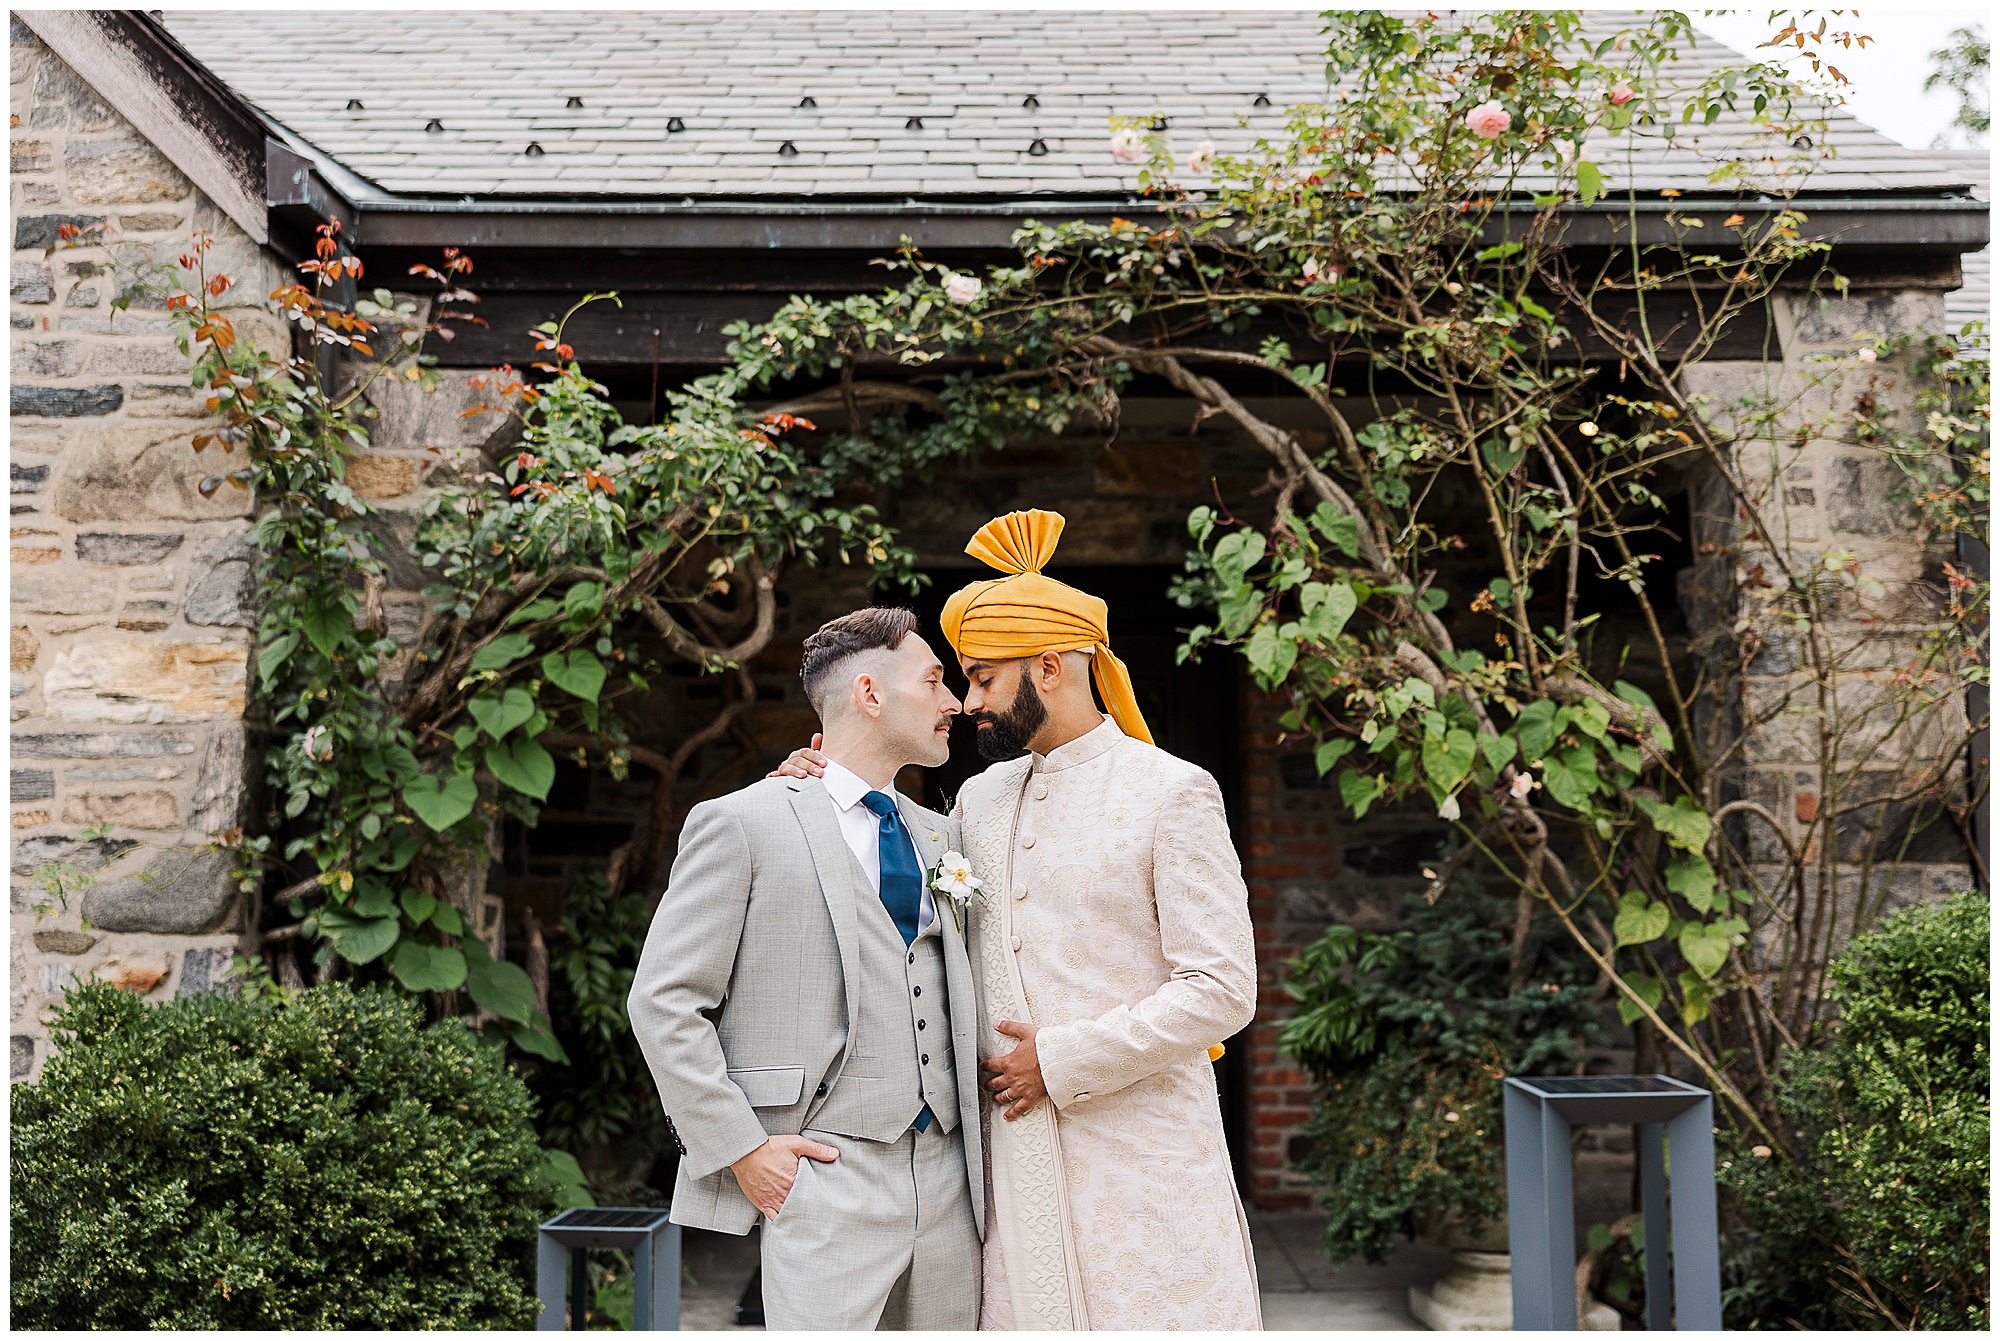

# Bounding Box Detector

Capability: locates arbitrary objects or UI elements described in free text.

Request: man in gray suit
[629,606,985,1330]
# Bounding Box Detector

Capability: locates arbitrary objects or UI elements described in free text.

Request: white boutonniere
[929,850,981,932]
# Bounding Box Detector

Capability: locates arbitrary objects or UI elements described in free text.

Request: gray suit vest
[811,893,959,1142]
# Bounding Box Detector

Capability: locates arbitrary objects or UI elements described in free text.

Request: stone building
[9,9,1987,1222]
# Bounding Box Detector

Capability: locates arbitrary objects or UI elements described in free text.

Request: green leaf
[506,597,562,627]
[468,632,535,674]
[510,1015,570,1064]
[1617,971,1664,1025]
[542,648,607,703]
[1680,920,1733,979]
[1664,852,1718,913]
[1245,622,1298,688]
[1614,891,1671,947]
[1212,530,1267,586]
[1613,680,1660,713]
[562,581,606,623]
[1309,502,1360,558]
[431,903,465,936]
[1677,969,1716,1024]
[1337,769,1385,819]
[486,735,556,801]
[1636,795,1712,852]
[1541,752,1593,810]
[467,685,537,740]
[1217,583,1263,638]
[300,593,349,660]
[535,1148,595,1209]
[1478,733,1518,773]
[1315,738,1355,777]
[401,773,478,832]
[1476,240,1523,263]
[383,745,422,784]
[1514,700,1559,761]
[1300,581,1358,643]
[1480,438,1525,477]
[1421,728,1477,793]
[465,949,537,1026]
[1571,698,1611,740]
[390,939,468,993]
[351,879,397,919]
[325,911,401,965]
[257,631,300,686]
[1576,159,1604,205]
[400,886,438,926]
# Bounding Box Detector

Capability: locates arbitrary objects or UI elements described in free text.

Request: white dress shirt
[820,759,937,934]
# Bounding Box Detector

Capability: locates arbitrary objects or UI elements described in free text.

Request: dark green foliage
[530,867,675,1199]
[1721,891,1989,1330]
[1283,880,1602,1264]
[10,980,552,1329]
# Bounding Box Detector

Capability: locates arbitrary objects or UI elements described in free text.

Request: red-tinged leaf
[555,344,573,360]
[192,434,215,452]
[435,327,457,341]
[351,341,373,356]
[198,474,226,498]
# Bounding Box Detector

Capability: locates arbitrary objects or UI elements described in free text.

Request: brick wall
[9,25,287,1079]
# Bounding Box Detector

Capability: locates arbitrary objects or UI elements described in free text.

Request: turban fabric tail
[940,509,1155,747]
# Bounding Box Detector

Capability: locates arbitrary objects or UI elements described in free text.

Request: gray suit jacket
[628,774,987,1236]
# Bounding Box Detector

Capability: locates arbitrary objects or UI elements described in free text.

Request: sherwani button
[1013,884,1028,900]
[1010,934,1022,952]
[1074,1093,1090,1103]
[1033,784,1048,800]
[1021,834,1036,848]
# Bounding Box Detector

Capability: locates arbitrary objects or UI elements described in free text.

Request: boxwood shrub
[11,978,552,1329]
[1723,890,1989,1329]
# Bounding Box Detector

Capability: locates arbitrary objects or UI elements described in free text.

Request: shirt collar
[1033,715,1123,774]
[821,758,898,813]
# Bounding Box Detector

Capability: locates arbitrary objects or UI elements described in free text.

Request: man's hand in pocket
[729,1134,840,1218]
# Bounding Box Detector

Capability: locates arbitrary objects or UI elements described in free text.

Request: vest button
[816,1082,829,1096]
[912,985,921,997]
[921,1054,930,1065]
[908,952,915,964]
[917,1019,927,1030]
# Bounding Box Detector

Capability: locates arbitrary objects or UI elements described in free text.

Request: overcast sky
[1692,9,1988,151]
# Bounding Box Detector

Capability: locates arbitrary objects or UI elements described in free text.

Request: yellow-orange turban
[939,510,1154,746]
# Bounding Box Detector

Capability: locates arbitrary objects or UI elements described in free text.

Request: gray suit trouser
[761,1123,979,1330]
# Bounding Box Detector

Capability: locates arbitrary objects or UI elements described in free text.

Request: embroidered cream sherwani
[955,717,1262,1330]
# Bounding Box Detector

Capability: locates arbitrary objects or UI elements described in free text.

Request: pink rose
[1188,139,1216,175]
[1857,347,1878,364]
[1465,101,1511,140]
[942,272,983,304]
[1109,128,1146,163]
[1510,772,1535,800]
[1609,83,1634,106]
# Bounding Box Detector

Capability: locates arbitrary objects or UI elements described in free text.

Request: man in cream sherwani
[629,606,985,1330]
[782,510,1263,1330]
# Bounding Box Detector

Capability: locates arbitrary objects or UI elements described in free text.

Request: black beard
[971,673,1047,761]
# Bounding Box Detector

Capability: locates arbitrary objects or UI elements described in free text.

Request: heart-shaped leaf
[509,1015,570,1064]
[391,940,467,993]
[351,878,397,920]
[1680,920,1734,979]
[1421,727,1477,793]
[1617,971,1664,1025]
[1664,852,1718,913]
[468,631,535,674]
[1677,969,1716,1024]
[464,940,535,1025]
[486,735,555,801]
[1315,738,1354,777]
[320,908,400,965]
[430,903,465,937]
[467,685,536,739]
[300,592,351,659]
[542,648,606,704]
[1615,891,1671,947]
[400,886,438,926]
[1637,795,1712,852]
[402,773,478,832]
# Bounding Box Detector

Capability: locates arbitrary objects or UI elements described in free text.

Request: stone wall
[9,25,287,1079]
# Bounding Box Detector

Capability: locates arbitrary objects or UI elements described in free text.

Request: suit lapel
[786,779,865,1061]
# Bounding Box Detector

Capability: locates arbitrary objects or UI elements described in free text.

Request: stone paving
[677,1210,1451,1331]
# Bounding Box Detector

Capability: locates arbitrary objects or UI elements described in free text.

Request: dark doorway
[893,564,1253,1192]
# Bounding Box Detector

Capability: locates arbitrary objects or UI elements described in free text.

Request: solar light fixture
[537,1207,680,1331]
[665,116,685,132]
[425,118,444,133]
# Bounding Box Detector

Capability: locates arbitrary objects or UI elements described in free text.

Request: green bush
[1723,890,1990,1330]
[1283,880,1603,1263]
[11,978,553,1328]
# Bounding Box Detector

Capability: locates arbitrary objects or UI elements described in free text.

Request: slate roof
[156,9,1982,202]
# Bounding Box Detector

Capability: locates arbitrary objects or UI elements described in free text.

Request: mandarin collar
[1032,716,1122,774]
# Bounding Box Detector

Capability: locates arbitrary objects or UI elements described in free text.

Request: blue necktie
[861,790,933,1133]
[861,790,924,945]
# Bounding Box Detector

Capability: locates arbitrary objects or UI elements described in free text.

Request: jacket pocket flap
[728,1065,806,1108]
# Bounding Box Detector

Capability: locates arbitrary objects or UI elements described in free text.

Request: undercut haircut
[799,606,921,720]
